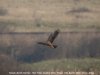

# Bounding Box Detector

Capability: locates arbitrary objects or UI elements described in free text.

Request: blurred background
[0,0,100,32]
[0,0,100,75]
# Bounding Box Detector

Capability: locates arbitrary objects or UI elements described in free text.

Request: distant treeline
[0,32,100,62]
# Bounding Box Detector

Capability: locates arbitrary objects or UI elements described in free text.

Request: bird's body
[37,29,60,48]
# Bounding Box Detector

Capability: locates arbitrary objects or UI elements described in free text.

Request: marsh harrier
[37,29,60,48]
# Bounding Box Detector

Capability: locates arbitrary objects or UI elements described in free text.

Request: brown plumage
[37,29,60,48]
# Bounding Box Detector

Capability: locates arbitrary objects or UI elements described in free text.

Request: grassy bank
[22,58,100,73]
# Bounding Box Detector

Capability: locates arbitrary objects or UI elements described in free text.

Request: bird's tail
[53,45,57,48]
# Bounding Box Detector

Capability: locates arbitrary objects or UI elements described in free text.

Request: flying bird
[37,29,60,48]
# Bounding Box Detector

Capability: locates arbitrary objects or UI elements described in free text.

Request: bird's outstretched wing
[37,42,49,46]
[47,29,60,43]
[37,29,60,48]
[37,42,57,48]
